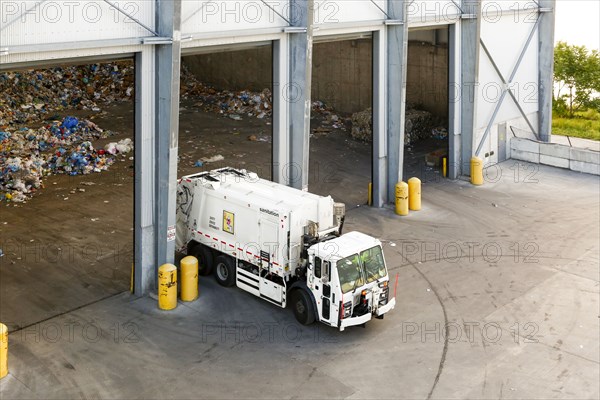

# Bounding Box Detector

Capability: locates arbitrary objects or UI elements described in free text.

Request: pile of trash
[180,65,272,119]
[404,108,438,144]
[0,117,132,203]
[350,106,446,145]
[431,127,448,140]
[1,61,345,129]
[181,65,345,124]
[311,101,346,132]
[350,108,372,142]
[0,62,134,127]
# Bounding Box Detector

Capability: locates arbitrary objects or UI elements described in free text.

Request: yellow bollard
[408,177,421,211]
[158,263,177,310]
[471,157,484,186]
[442,157,447,178]
[395,182,409,216]
[0,323,7,379]
[130,263,134,294]
[368,182,372,206]
[180,256,199,302]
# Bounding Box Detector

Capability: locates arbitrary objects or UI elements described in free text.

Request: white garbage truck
[176,167,395,330]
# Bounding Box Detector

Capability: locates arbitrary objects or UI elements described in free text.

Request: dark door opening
[404,26,450,183]
[0,58,135,330]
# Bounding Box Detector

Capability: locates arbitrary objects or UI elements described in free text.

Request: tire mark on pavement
[396,251,449,400]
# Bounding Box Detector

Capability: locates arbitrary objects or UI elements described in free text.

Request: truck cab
[305,232,396,331]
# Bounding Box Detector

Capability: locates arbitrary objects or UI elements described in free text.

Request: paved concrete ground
[1,160,598,399]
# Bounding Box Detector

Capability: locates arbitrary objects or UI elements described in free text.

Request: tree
[553,41,600,117]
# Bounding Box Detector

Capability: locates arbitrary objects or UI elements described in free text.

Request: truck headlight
[379,287,389,306]
[342,302,352,319]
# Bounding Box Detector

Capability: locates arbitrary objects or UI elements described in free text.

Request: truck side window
[324,261,330,279]
[314,257,322,278]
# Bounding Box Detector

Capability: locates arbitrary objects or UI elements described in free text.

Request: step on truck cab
[176,167,395,330]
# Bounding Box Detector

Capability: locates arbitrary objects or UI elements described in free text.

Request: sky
[554,0,600,50]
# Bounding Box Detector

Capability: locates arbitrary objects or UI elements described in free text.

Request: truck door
[258,219,284,306]
[309,255,334,323]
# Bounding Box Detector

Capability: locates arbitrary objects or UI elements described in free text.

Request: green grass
[552,113,600,141]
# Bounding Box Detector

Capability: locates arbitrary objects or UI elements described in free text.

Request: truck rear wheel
[189,244,214,276]
[291,290,315,325]
[214,255,236,287]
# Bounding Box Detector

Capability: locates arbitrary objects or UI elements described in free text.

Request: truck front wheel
[291,290,315,325]
[214,255,236,287]
[189,244,214,276]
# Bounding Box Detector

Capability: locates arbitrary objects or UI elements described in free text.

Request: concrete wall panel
[511,137,600,176]
[183,47,272,91]
[540,154,570,169]
[183,36,450,117]
[406,40,448,117]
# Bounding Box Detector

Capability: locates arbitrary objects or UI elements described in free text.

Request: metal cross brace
[0,0,49,32]
[0,0,160,49]
[480,40,541,142]
[259,0,292,25]
[182,1,209,26]
[369,0,392,20]
[449,0,465,14]
[475,12,542,156]
[101,0,158,36]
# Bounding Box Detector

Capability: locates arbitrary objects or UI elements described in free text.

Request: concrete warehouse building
[0,1,556,296]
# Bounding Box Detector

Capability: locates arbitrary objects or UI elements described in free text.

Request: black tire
[291,289,315,325]
[214,255,236,287]
[189,243,214,276]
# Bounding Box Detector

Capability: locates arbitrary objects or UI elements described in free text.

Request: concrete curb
[510,138,600,176]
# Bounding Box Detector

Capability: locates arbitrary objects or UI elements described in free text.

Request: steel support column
[372,28,387,207]
[448,23,461,179]
[134,48,156,296]
[155,0,181,284]
[538,0,555,142]
[460,0,482,175]
[288,0,314,190]
[273,36,290,184]
[386,0,409,203]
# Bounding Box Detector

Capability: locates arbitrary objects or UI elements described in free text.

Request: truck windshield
[360,246,387,283]
[337,254,364,293]
[336,246,388,292]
